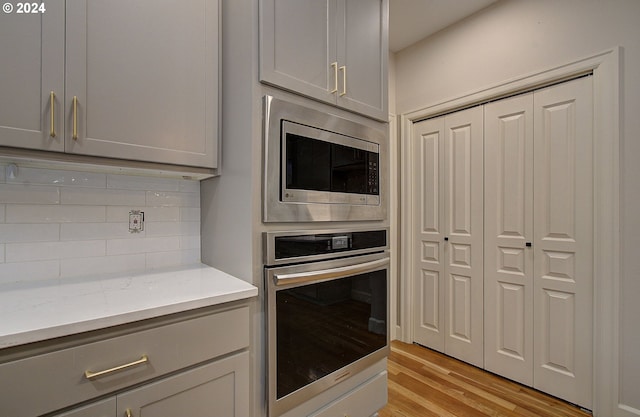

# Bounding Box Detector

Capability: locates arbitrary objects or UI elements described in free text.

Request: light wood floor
[378,340,592,417]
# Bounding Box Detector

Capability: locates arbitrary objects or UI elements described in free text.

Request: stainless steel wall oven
[263,96,387,222]
[264,228,390,417]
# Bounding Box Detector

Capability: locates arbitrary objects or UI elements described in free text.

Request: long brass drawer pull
[49,91,56,138]
[72,96,78,140]
[84,355,148,380]
[330,62,338,93]
[125,409,133,417]
[339,65,347,96]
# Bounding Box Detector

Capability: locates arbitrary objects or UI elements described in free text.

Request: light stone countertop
[0,264,258,349]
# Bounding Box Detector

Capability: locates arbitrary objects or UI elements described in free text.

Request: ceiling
[389,0,498,52]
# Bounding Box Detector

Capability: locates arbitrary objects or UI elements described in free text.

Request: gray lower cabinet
[260,0,388,121]
[0,305,250,417]
[54,398,116,417]
[309,372,387,417]
[0,0,219,169]
[117,352,248,417]
[55,353,249,417]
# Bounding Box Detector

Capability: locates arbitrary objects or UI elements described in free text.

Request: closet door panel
[412,117,445,352]
[484,94,534,385]
[533,76,593,409]
[443,107,484,368]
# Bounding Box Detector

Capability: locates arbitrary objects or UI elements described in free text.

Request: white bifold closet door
[532,77,593,409]
[412,106,484,368]
[484,93,535,386]
[484,76,593,408]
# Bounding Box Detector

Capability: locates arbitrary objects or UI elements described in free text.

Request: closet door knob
[444,237,449,241]
[526,242,532,247]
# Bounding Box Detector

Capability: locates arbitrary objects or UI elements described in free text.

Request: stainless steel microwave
[263,96,387,222]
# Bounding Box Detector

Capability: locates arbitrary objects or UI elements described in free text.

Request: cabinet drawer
[0,306,249,417]
[311,371,388,417]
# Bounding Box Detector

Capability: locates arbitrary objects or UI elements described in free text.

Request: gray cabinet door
[260,0,336,103]
[117,352,249,417]
[260,0,388,121]
[0,1,64,151]
[54,397,115,417]
[65,0,219,168]
[336,0,388,121]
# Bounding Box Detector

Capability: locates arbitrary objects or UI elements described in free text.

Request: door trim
[398,48,620,417]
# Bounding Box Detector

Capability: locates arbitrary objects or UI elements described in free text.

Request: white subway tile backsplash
[0,224,60,243]
[6,241,106,262]
[61,254,146,278]
[146,249,200,270]
[145,221,200,237]
[0,260,60,284]
[143,207,181,222]
[180,207,200,222]
[106,236,180,255]
[180,235,201,250]
[107,174,179,191]
[61,188,146,206]
[106,206,180,223]
[61,223,139,241]
[178,180,200,193]
[6,205,106,223]
[0,184,60,204]
[146,191,199,207]
[0,166,200,283]
[7,167,106,188]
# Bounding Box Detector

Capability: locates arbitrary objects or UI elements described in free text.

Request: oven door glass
[274,268,387,399]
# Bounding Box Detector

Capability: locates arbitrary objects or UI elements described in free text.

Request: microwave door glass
[331,144,367,194]
[285,132,379,195]
[286,134,331,191]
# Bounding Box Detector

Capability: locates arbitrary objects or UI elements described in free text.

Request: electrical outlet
[129,210,144,233]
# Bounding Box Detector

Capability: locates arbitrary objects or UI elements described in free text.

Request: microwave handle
[273,257,389,287]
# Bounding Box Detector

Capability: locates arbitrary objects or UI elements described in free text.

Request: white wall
[394,0,640,414]
[0,164,200,283]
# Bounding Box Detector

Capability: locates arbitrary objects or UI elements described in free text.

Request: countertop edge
[0,264,258,350]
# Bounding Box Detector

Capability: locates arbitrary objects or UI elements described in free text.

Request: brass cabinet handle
[72,96,78,140]
[330,62,338,94]
[125,409,133,417]
[84,355,148,380]
[49,91,56,138]
[339,65,347,96]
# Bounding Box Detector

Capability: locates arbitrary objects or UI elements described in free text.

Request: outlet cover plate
[129,210,144,233]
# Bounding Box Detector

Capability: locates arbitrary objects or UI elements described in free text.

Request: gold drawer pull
[72,96,78,140]
[125,409,133,417]
[84,355,148,380]
[339,65,347,96]
[49,91,56,138]
[330,62,338,93]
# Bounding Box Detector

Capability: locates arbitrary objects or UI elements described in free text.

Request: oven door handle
[273,257,389,286]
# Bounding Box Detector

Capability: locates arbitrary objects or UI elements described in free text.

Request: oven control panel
[264,228,388,266]
[331,236,350,250]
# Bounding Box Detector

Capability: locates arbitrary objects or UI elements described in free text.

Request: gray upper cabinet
[0,0,219,170]
[0,2,65,152]
[260,0,388,121]
[66,0,219,168]
[336,0,388,120]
